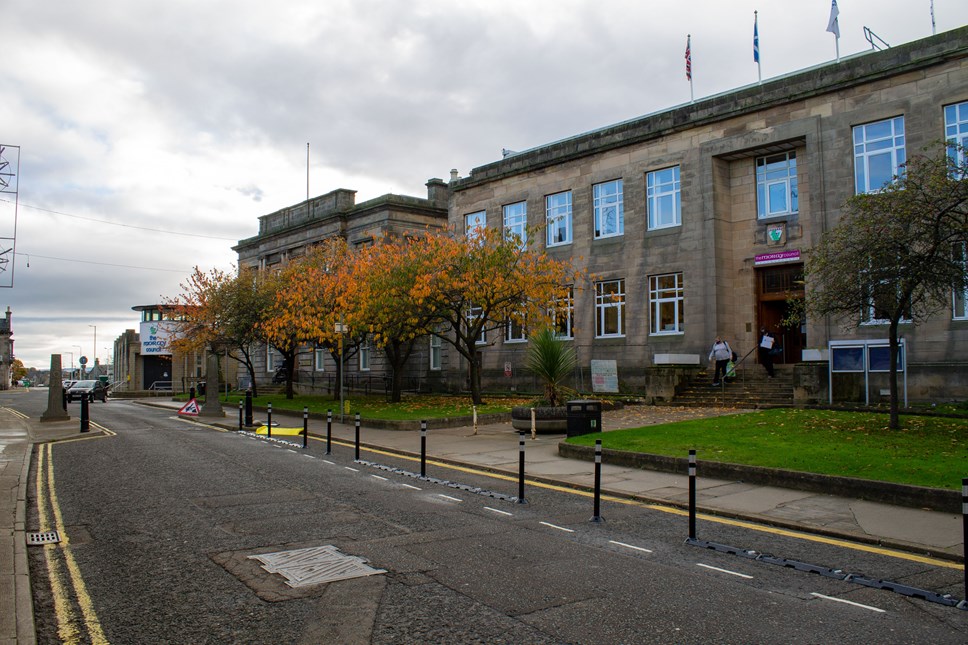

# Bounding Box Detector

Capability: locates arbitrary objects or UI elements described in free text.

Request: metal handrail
[863,26,890,51]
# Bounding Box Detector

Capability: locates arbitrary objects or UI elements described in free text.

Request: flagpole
[686,34,694,103]
[754,11,762,84]
[930,0,936,35]
[827,0,841,63]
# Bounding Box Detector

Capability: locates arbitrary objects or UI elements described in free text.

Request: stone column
[199,352,224,417]
[41,354,70,422]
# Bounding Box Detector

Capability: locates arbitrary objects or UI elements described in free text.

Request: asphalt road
[8,390,967,644]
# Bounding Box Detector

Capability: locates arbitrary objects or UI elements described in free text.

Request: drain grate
[26,531,61,546]
[248,545,386,588]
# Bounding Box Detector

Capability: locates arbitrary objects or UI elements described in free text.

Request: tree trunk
[284,349,297,399]
[384,340,416,403]
[467,345,483,405]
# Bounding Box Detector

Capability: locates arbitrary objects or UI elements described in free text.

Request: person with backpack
[708,335,732,387]
[758,328,777,378]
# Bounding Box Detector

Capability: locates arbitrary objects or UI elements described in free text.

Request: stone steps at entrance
[671,364,795,408]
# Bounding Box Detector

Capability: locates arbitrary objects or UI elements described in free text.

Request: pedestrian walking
[758,328,776,378]
[708,335,732,387]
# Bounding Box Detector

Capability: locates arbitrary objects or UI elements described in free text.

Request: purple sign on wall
[754,249,801,266]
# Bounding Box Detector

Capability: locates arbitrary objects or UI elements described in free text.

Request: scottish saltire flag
[685,35,692,80]
[753,15,760,63]
[827,0,840,38]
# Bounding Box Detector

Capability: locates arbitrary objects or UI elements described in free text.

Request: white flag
[826,0,840,38]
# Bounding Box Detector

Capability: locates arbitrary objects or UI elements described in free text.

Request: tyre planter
[510,406,568,433]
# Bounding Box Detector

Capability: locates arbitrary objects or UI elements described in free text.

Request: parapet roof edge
[455,25,968,190]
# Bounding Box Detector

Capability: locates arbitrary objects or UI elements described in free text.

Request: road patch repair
[211,543,386,603]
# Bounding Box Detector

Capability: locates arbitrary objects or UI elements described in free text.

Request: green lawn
[566,408,967,490]
[190,392,530,420]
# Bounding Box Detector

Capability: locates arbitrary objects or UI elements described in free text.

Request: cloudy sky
[3,0,965,370]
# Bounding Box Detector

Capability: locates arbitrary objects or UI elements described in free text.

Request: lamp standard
[72,345,82,378]
[89,325,97,368]
[66,351,73,381]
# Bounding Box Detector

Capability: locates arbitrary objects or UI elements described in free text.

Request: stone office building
[234,181,450,391]
[447,27,968,403]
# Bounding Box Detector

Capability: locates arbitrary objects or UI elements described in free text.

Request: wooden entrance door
[756,264,805,364]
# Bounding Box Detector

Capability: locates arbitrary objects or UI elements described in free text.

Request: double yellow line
[34,428,113,644]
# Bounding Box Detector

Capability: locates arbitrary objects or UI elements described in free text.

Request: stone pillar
[41,354,70,422]
[199,352,224,417]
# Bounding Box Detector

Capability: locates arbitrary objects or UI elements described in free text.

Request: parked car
[66,380,109,403]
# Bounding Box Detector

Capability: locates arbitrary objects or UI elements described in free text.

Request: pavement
[1,398,964,644]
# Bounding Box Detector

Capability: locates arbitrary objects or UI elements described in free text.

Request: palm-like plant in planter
[511,327,577,432]
[526,327,577,406]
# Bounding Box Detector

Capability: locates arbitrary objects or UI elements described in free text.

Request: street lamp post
[66,351,73,381]
[89,325,97,370]
[72,345,82,378]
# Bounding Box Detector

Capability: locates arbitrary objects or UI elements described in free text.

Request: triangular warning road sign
[178,398,200,416]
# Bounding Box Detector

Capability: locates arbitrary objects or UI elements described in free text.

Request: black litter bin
[566,400,602,437]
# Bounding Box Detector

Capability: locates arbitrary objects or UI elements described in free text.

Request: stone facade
[233,181,450,392]
[0,307,12,390]
[446,27,968,402]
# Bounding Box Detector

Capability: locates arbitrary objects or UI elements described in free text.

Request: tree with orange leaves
[415,226,577,405]
[259,238,363,399]
[343,235,439,402]
[168,265,274,397]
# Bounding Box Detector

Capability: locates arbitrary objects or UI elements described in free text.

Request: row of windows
[465,102,968,248]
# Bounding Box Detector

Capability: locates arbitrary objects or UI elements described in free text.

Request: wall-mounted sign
[754,249,801,266]
[590,359,618,393]
[140,321,177,355]
[766,223,786,245]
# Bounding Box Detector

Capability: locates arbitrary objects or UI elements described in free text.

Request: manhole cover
[248,545,385,588]
[26,531,61,545]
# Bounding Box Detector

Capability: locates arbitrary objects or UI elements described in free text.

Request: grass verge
[565,408,967,490]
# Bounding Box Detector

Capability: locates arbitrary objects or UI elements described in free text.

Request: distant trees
[805,142,968,429]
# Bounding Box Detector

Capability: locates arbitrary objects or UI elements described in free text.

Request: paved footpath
[2,400,964,643]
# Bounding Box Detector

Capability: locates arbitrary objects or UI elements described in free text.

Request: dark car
[66,380,109,403]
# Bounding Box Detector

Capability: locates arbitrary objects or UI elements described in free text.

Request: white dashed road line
[438,494,463,502]
[539,521,574,533]
[811,593,886,613]
[696,563,753,579]
[609,540,653,553]
[484,507,513,516]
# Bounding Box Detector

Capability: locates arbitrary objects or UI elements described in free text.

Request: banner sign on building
[140,321,177,355]
[590,359,619,393]
[754,249,801,266]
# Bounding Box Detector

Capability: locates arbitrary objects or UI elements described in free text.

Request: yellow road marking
[35,447,81,643]
[319,436,964,570]
[38,446,113,645]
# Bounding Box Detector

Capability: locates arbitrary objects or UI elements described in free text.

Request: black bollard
[245,389,253,427]
[420,420,427,478]
[354,412,361,461]
[326,409,332,455]
[238,400,243,431]
[303,406,309,449]
[962,478,967,601]
[267,403,272,438]
[688,450,697,540]
[80,395,90,433]
[518,432,528,504]
[590,439,603,522]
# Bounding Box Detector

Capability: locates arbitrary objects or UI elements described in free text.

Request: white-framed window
[359,339,371,371]
[649,273,684,334]
[756,152,798,218]
[552,285,574,339]
[505,317,527,343]
[503,202,527,248]
[465,211,486,238]
[647,166,681,229]
[467,304,486,345]
[945,101,968,165]
[429,333,442,370]
[593,179,623,238]
[314,347,326,371]
[266,346,276,373]
[595,279,626,337]
[954,242,968,320]
[854,117,905,194]
[861,270,911,325]
[546,191,572,247]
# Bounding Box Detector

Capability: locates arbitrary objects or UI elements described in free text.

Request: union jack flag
[685,35,692,81]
